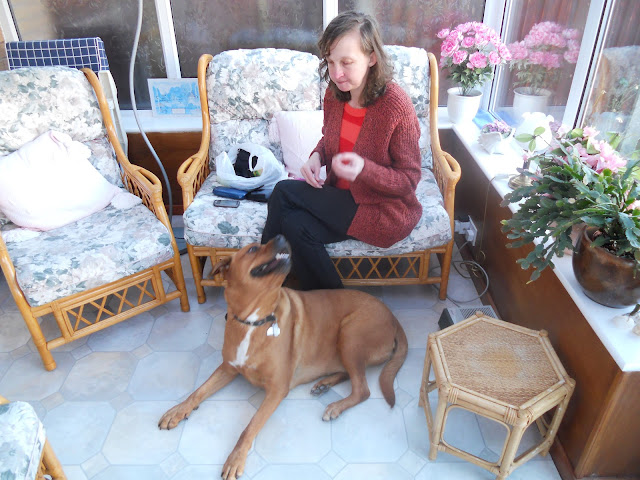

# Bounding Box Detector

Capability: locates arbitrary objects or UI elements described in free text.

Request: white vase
[447,88,482,124]
[512,88,551,123]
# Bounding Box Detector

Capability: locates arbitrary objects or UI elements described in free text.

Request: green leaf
[515,133,534,142]
[533,126,546,136]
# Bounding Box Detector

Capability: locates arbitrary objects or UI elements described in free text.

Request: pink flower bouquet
[437,22,511,96]
[508,21,581,96]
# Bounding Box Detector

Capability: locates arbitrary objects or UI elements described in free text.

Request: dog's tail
[379,321,408,408]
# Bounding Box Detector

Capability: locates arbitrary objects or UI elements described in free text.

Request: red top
[311,83,422,248]
[336,103,367,190]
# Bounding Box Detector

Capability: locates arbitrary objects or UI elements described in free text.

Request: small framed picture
[147,78,201,116]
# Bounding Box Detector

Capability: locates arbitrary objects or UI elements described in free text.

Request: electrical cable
[129,0,186,252]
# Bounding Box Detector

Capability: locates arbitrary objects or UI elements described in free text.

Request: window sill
[438,107,640,372]
[121,110,202,133]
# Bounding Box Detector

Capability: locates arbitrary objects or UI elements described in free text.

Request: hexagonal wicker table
[420,312,575,480]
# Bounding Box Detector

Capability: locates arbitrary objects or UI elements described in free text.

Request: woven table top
[436,316,564,407]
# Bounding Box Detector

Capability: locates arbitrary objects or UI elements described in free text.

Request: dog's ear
[209,256,232,279]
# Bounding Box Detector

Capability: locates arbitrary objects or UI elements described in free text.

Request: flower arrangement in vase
[478,119,514,154]
[437,22,511,123]
[508,21,581,97]
[501,122,640,307]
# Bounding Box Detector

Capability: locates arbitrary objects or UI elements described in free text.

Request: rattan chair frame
[419,313,575,480]
[0,69,190,371]
[177,52,461,304]
[0,395,67,480]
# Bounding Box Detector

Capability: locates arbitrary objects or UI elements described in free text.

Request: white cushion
[273,110,324,178]
[0,130,119,231]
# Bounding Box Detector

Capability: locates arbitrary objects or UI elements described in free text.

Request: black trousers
[261,180,358,290]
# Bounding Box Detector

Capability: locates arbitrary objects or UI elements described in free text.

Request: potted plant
[508,22,581,119]
[478,119,514,154]
[501,123,640,307]
[437,22,511,123]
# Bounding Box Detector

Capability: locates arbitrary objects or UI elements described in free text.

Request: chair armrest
[81,68,173,231]
[425,52,461,228]
[178,54,214,210]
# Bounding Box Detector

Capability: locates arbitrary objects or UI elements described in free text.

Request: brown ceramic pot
[572,226,640,308]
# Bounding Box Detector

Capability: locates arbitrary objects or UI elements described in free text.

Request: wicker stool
[419,313,575,480]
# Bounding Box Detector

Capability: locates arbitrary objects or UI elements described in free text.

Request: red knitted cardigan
[311,83,422,248]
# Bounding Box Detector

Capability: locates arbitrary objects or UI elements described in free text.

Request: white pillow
[0,130,120,231]
[273,110,324,179]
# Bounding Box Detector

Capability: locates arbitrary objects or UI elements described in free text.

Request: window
[581,0,640,156]
[338,0,485,103]
[7,0,165,109]
[491,0,590,127]
[172,0,323,78]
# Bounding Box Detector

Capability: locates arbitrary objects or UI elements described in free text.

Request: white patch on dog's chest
[230,327,254,368]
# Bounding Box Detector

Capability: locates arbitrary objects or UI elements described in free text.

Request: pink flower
[437,28,451,39]
[582,126,599,138]
[488,51,501,65]
[541,52,561,69]
[564,49,580,64]
[498,44,512,61]
[441,40,458,57]
[469,52,488,69]
[529,51,545,65]
[452,50,468,65]
[461,36,476,48]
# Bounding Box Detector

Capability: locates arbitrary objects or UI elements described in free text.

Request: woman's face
[326,29,376,101]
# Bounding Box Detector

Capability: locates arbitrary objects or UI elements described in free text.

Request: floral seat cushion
[1,202,174,307]
[0,401,45,480]
[184,170,451,256]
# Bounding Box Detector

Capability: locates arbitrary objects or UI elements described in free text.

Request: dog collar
[232,313,276,327]
[225,312,280,337]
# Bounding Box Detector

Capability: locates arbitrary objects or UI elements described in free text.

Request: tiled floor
[0,246,563,480]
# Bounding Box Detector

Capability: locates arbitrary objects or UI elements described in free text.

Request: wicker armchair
[0,67,190,371]
[178,47,460,303]
[0,395,66,479]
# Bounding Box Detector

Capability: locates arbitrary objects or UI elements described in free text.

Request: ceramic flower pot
[572,226,640,308]
[478,130,514,154]
[512,88,551,123]
[447,88,482,124]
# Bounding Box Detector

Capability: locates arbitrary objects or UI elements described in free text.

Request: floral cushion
[0,67,123,186]
[0,401,46,480]
[1,201,174,307]
[0,67,105,155]
[184,169,450,255]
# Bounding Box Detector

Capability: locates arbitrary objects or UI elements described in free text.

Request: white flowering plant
[438,22,511,96]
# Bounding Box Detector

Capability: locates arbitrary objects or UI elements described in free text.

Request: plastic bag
[215,143,288,191]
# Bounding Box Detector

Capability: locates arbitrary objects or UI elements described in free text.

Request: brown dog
[158,234,408,480]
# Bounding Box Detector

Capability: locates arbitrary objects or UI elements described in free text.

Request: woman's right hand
[300,152,324,188]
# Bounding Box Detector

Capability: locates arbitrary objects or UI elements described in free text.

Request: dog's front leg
[222,385,288,480]
[158,362,237,430]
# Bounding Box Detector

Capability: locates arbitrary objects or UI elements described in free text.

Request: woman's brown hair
[318,11,394,106]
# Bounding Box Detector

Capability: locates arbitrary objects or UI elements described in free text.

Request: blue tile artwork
[6,37,109,73]
[148,78,201,116]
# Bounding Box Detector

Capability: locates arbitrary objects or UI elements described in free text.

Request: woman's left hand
[331,152,365,182]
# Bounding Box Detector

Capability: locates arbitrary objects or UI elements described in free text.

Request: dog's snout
[273,234,290,251]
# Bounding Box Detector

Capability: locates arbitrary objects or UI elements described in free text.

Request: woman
[261,11,422,290]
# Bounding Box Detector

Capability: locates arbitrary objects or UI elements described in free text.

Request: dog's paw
[158,404,194,430]
[222,449,247,479]
[310,383,330,396]
[322,402,343,422]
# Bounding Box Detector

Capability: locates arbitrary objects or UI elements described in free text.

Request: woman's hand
[300,152,325,188]
[331,152,365,182]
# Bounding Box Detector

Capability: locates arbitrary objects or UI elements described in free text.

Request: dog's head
[211,234,292,289]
